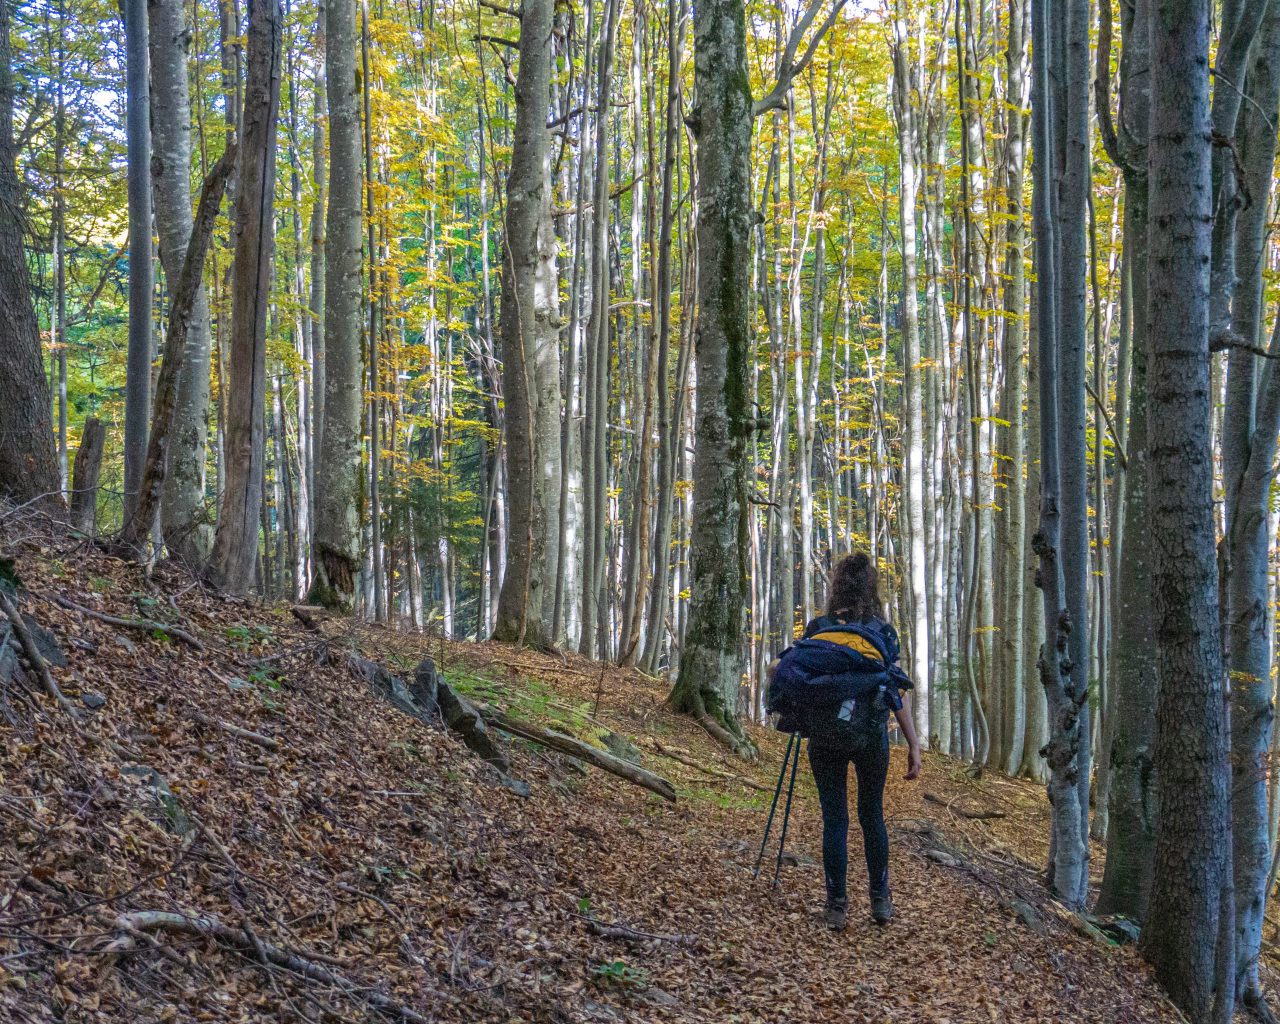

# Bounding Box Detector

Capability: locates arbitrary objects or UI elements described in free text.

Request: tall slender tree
[492,0,555,646]
[1096,0,1157,922]
[209,0,282,593]
[311,0,362,611]
[123,0,153,519]
[1140,2,1233,1020]
[1218,2,1280,1009]
[150,0,217,559]
[667,0,757,756]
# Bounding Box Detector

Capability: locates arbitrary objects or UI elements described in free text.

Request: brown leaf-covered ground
[0,533,1215,1022]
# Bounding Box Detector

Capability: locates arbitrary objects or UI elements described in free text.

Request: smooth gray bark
[492,0,555,646]
[1140,3,1234,1021]
[1097,0,1158,923]
[1030,0,1087,908]
[890,0,930,745]
[1220,2,1280,1009]
[149,0,215,560]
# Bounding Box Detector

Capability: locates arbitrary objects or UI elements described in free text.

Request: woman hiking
[802,552,921,931]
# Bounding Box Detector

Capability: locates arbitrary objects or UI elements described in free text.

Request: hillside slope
[0,534,1193,1023]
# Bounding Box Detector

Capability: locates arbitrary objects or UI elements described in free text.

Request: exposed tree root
[107,909,430,1023]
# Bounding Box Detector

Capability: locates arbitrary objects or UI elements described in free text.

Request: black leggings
[808,735,890,902]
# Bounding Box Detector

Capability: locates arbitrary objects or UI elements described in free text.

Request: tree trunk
[1140,3,1234,1021]
[1097,0,1157,923]
[1029,0,1086,908]
[492,0,555,647]
[70,418,105,534]
[999,0,1029,776]
[308,0,327,535]
[0,0,60,506]
[123,0,154,519]
[1220,3,1280,1009]
[667,0,755,758]
[310,0,362,611]
[890,0,930,746]
[1055,0,1093,903]
[578,0,621,659]
[150,0,216,561]
[209,0,281,594]
[120,147,237,557]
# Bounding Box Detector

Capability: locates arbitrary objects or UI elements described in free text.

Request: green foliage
[592,960,648,990]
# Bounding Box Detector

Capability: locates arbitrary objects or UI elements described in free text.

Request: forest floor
[0,526,1249,1022]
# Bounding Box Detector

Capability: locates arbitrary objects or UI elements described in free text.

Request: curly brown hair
[825,552,882,622]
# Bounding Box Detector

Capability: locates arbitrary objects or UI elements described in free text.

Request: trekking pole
[772,736,804,888]
[752,732,797,879]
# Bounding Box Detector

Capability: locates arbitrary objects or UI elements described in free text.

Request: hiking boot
[870,893,896,926]
[823,898,848,932]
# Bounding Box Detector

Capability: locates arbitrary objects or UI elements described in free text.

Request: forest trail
[1,538,1192,1023]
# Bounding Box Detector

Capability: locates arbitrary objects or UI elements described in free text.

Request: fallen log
[290,605,328,633]
[480,706,677,803]
[108,909,429,1023]
[433,673,510,774]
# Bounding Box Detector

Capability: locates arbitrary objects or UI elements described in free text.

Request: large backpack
[765,618,912,754]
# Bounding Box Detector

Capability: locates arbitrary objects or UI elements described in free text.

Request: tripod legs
[772,735,803,887]
[752,733,803,884]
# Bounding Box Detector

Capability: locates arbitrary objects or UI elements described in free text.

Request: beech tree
[1140,1,1233,1019]
[1218,2,1280,1009]
[210,0,282,593]
[492,0,556,647]
[149,0,216,559]
[1096,0,1157,923]
[667,0,757,756]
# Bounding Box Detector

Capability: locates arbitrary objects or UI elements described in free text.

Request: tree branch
[50,594,205,650]
[108,910,431,1023]
[752,0,850,117]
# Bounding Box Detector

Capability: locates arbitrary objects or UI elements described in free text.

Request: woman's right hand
[904,744,922,781]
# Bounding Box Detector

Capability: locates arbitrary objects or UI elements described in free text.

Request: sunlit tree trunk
[891,0,930,744]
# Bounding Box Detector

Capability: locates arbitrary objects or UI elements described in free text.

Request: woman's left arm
[893,694,923,781]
